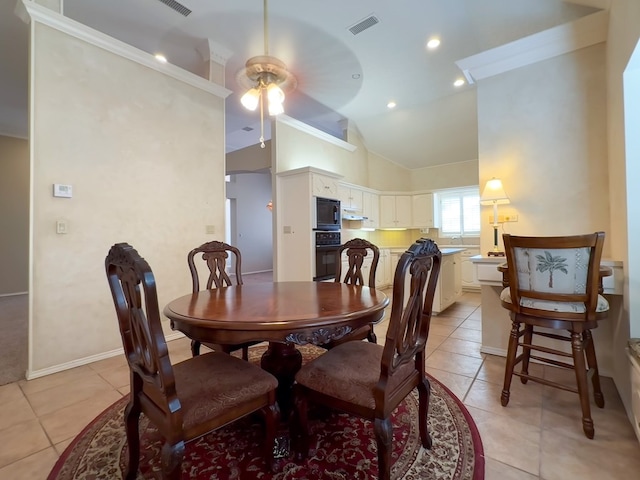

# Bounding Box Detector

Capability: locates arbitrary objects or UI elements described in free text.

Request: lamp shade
[240,88,260,111]
[480,178,510,205]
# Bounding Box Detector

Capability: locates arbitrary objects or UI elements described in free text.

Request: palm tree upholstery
[105,243,279,479]
[291,238,441,480]
[500,232,609,439]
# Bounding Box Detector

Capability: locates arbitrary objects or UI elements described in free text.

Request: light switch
[205,225,216,234]
[56,219,68,234]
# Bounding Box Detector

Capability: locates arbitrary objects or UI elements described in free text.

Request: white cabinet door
[362,191,379,228]
[379,195,412,228]
[338,185,363,211]
[376,249,391,287]
[461,248,480,290]
[312,174,339,199]
[412,193,434,228]
[395,195,412,227]
[433,253,463,313]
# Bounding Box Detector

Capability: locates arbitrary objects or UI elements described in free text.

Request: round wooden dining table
[164,281,389,415]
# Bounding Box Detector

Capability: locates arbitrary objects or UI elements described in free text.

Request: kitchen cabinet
[412,193,438,229]
[433,251,462,314]
[376,249,391,287]
[461,248,480,291]
[338,184,363,211]
[379,195,412,228]
[275,167,342,281]
[312,173,339,199]
[362,191,379,229]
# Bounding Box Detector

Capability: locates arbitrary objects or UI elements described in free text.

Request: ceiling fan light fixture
[240,87,261,111]
[266,83,285,105]
[237,0,297,148]
[268,100,284,116]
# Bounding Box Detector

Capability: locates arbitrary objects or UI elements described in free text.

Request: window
[438,187,480,237]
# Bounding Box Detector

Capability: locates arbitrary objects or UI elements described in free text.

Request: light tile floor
[1,289,639,479]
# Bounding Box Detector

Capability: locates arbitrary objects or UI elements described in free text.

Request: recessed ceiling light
[154,53,168,63]
[387,101,397,109]
[453,78,465,87]
[426,38,440,49]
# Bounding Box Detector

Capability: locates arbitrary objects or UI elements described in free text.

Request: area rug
[48,345,484,479]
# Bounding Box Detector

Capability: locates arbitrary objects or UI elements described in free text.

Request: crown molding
[455,10,609,84]
[20,0,232,99]
[196,38,234,66]
[277,115,357,152]
[563,0,611,9]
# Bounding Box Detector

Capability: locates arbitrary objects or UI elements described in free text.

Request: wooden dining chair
[187,240,260,359]
[323,237,381,349]
[105,243,279,479]
[500,232,609,438]
[291,238,441,480]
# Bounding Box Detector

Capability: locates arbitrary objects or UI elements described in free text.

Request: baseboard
[26,331,186,380]
[0,291,28,298]
[480,345,507,357]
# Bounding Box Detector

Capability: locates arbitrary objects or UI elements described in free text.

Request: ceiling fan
[235,0,297,148]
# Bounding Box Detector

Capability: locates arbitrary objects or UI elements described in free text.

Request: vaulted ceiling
[0,0,604,169]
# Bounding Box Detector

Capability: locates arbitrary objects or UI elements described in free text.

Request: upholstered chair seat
[499,232,608,439]
[292,238,442,480]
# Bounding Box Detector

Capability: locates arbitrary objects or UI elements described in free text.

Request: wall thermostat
[53,184,73,198]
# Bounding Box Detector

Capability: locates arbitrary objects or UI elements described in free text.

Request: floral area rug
[48,345,484,479]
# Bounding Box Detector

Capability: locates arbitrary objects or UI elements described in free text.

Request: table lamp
[480,178,510,256]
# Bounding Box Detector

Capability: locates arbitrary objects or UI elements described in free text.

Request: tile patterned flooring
[1,288,639,479]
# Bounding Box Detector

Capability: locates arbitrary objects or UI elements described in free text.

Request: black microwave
[315,197,341,231]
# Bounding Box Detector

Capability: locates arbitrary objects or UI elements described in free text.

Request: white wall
[226,173,273,273]
[28,20,227,375]
[0,135,29,294]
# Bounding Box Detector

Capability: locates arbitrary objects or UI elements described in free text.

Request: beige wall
[273,120,369,185]
[0,135,29,294]
[29,22,226,374]
[476,42,616,374]
[477,43,609,252]
[410,160,479,191]
[226,141,271,173]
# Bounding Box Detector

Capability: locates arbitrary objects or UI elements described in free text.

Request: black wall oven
[315,197,341,231]
[314,231,341,281]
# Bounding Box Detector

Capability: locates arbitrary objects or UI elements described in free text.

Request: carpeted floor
[0,294,28,385]
[48,345,484,479]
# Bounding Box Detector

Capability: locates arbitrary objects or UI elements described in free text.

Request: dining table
[163,281,389,417]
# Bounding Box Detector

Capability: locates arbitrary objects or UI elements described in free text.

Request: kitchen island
[387,246,466,314]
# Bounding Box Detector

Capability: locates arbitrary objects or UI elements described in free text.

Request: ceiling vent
[156,0,191,17]
[348,15,379,35]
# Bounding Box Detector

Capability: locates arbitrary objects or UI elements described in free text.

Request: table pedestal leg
[261,342,302,419]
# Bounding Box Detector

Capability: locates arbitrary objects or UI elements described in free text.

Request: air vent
[348,15,379,35]
[242,126,254,132]
[156,0,191,17]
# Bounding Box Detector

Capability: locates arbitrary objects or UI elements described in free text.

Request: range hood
[342,213,368,221]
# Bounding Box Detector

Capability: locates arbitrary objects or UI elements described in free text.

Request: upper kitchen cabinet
[362,191,379,229]
[338,184,363,212]
[312,172,339,199]
[379,195,412,228]
[412,193,439,229]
